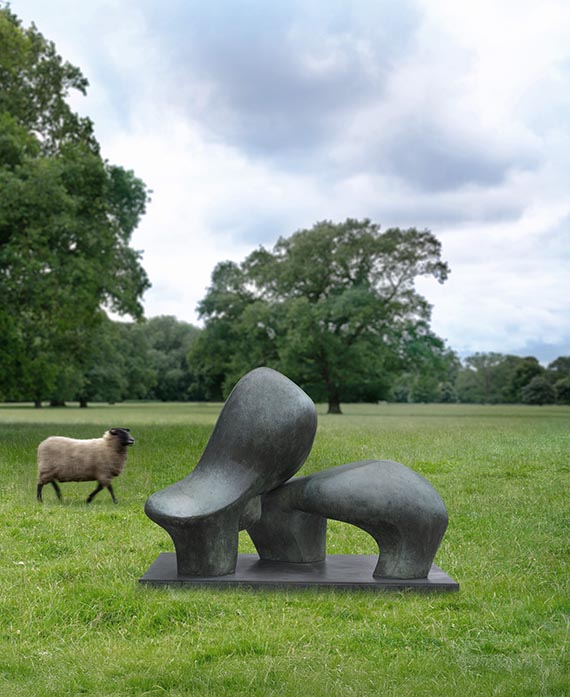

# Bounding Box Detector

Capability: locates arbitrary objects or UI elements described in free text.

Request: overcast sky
[13,0,570,362]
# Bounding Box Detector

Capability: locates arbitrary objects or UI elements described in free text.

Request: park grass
[0,401,568,696]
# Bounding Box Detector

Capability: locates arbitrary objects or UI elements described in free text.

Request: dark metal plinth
[140,553,459,591]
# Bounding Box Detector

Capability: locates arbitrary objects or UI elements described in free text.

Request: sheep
[36,428,134,504]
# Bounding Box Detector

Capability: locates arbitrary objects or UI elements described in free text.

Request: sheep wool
[37,428,134,504]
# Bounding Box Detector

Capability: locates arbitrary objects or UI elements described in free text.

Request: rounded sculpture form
[248,460,449,579]
[144,368,318,576]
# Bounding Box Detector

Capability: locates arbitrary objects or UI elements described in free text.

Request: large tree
[0,7,150,404]
[190,219,449,413]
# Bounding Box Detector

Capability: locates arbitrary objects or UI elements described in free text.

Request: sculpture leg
[369,513,448,579]
[155,506,243,577]
[248,506,327,563]
[249,460,449,579]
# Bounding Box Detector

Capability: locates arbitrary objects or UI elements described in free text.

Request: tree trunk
[327,395,343,414]
[34,399,42,408]
[79,398,88,408]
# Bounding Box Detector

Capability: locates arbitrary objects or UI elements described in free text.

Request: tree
[456,353,510,403]
[456,353,543,404]
[439,382,458,403]
[548,356,570,376]
[392,325,460,403]
[0,6,97,154]
[141,316,200,401]
[76,316,201,405]
[521,376,556,405]
[410,375,440,403]
[74,317,157,407]
[554,376,570,405]
[0,7,150,403]
[187,262,281,400]
[190,219,449,413]
[508,356,543,401]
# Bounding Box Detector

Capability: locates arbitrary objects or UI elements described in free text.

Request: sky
[13,0,570,363]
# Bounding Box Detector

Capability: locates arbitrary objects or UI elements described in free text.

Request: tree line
[454,353,570,406]
[1,315,200,406]
[3,310,567,407]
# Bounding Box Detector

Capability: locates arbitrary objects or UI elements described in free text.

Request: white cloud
[11,0,570,360]
[417,199,570,356]
[103,111,330,322]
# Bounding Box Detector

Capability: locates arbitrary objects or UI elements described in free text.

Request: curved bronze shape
[144,368,318,576]
[144,368,450,581]
[248,460,448,579]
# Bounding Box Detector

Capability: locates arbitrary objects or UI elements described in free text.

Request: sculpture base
[140,553,459,591]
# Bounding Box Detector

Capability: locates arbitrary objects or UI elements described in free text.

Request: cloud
[416,205,570,358]
[11,0,570,361]
[138,0,421,161]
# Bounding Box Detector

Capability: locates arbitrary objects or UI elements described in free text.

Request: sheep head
[108,428,135,447]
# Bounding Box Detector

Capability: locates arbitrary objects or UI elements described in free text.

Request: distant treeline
[2,314,568,407]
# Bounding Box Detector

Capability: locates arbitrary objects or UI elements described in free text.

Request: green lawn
[0,402,568,696]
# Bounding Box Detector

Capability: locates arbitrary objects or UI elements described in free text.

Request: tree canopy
[190,219,451,413]
[0,6,150,403]
[521,376,556,405]
[142,316,201,401]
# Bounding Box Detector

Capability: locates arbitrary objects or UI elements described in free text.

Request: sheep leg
[37,481,62,503]
[86,483,104,504]
[107,484,118,504]
[87,483,118,504]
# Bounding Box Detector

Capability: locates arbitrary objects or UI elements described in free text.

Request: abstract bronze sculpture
[145,368,317,576]
[248,460,448,579]
[142,367,457,590]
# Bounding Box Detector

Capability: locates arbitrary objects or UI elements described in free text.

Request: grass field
[0,401,568,696]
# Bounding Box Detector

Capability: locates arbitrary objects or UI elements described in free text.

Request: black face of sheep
[36,428,135,504]
[109,428,135,447]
